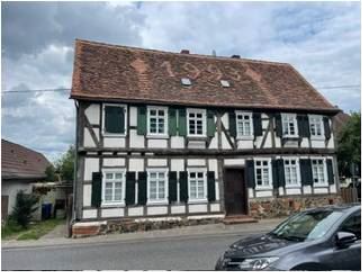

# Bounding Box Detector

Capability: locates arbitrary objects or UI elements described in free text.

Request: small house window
[282,113,298,137]
[181,78,192,86]
[103,104,126,136]
[236,111,253,138]
[147,106,168,136]
[187,108,206,136]
[309,115,324,138]
[220,80,230,88]
[188,170,207,200]
[147,170,168,204]
[284,158,300,186]
[254,159,272,188]
[312,159,327,185]
[102,170,125,206]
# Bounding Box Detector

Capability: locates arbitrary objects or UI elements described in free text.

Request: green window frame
[102,103,127,136]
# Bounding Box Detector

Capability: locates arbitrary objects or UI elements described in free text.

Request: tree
[45,165,57,182]
[12,190,39,228]
[55,145,75,181]
[337,112,361,177]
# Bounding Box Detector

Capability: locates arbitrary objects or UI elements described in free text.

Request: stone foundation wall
[249,195,343,219]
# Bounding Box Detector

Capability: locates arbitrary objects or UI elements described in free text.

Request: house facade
[70,40,341,228]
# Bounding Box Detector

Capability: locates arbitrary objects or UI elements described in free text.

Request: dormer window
[220,80,230,88]
[181,78,191,86]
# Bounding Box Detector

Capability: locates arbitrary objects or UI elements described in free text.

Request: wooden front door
[224,168,248,215]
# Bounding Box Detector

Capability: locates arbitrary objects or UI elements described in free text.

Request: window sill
[236,136,254,141]
[313,184,329,188]
[282,136,299,140]
[285,185,302,189]
[101,202,125,208]
[102,133,127,138]
[255,186,273,191]
[187,136,208,140]
[188,199,208,204]
[147,200,169,206]
[146,134,169,139]
[311,136,325,141]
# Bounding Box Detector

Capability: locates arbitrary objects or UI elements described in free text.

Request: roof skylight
[181,78,192,86]
[220,80,230,88]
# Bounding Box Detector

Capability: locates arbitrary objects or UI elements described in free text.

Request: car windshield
[270,209,343,242]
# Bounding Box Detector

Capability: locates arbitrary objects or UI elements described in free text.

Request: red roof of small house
[1,139,51,181]
[333,111,351,136]
[71,39,339,114]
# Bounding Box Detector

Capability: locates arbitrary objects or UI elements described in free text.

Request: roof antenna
[212,50,217,57]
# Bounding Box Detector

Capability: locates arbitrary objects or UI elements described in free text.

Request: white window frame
[147,106,168,137]
[147,168,169,205]
[283,157,301,188]
[281,113,298,138]
[311,157,328,187]
[309,115,325,139]
[101,169,126,207]
[187,168,208,203]
[235,111,254,139]
[102,103,127,137]
[254,158,273,190]
[187,108,207,137]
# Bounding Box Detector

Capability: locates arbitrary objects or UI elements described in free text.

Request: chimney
[231,55,240,59]
[180,49,190,54]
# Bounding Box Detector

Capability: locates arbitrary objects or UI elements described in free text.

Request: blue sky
[2,1,361,161]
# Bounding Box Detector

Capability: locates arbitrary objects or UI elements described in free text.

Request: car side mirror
[335,231,357,248]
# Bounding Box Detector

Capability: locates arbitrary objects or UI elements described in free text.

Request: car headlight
[238,257,279,270]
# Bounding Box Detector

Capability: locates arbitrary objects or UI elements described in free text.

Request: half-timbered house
[70,39,341,233]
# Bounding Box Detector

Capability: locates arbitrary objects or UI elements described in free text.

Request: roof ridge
[75,39,290,66]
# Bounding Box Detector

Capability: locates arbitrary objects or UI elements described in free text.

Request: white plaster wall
[283,140,299,148]
[2,181,33,214]
[255,190,273,198]
[209,136,218,149]
[103,137,126,148]
[210,203,220,212]
[147,206,168,215]
[101,208,124,218]
[254,136,262,149]
[188,204,208,213]
[314,187,329,194]
[83,128,96,147]
[236,139,253,149]
[171,159,184,172]
[128,207,144,216]
[129,159,144,172]
[83,209,97,219]
[215,182,220,200]
[188,141,206,149]
[171,136,185,148]
[188,159,206,167]
[330,184,337,193]
[83,184,92,206]
[85,104,100,125]
[327,134,335,149]
[275,137,282,148]
[84,158,99,181]
[286,188,301,195]
[171,205,186,214]
[130,129,145,148]
[148,139,168,148]
[221,133,232,149]
[311,139,325,148]
[129,106,138,126]
[208,159,218,179]
[103,158,126,167]
[221,113,229,130]
[148,159,167,167]
[263,133,273,148]
[278,187,284,196]
[248,188,254,198]
[224,158,245,166]
[300,138,309,148]
[303,186,312,194]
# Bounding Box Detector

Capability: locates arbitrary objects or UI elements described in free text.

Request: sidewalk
[2,218,285,249]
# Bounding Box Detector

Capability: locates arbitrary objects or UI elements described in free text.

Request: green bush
[11,190,39,229]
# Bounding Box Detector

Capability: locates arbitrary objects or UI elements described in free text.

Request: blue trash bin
[42,203,52,220]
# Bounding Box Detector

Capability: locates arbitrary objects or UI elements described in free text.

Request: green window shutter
[91,172,102,207]
[229,111,236,137]
[207,110,216,137]
[179,171,188,203]
[300,159,313,186]
[253,112,262,136]
[169,107,177,136]
[105,106,125,134]
[138,172,147,205]
[327,159,334,184]
[245,160,255,189]
[168,171,177,203]
[275,113,283,137]
[272,160,279,189]
[207,171,216,202]
[323,117,331,140]
[277,159,285,188]
[125,172,136,206]
[178,108,187,136]
[297,115,310,138]
[137,106,147,135]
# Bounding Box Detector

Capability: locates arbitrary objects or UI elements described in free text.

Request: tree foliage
[55,145,75,181]
[337,112,361,177]
[45,165,57,182]
[12,190,39,228]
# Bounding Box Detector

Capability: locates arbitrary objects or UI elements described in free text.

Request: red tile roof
[71,39,339,114]
[333,111,351,136]
[2,139,51,181]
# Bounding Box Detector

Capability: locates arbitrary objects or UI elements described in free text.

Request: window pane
[106,173,113,179]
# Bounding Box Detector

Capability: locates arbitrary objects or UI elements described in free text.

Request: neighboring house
[70,39,341,228]
[333,111,350,139]
[1,139,51,220]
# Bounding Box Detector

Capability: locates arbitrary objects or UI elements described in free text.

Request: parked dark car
[216,204,361,270]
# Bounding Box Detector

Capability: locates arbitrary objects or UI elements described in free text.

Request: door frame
[223,166,250,216]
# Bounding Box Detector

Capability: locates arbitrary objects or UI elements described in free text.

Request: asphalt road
[2,232,256,270]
